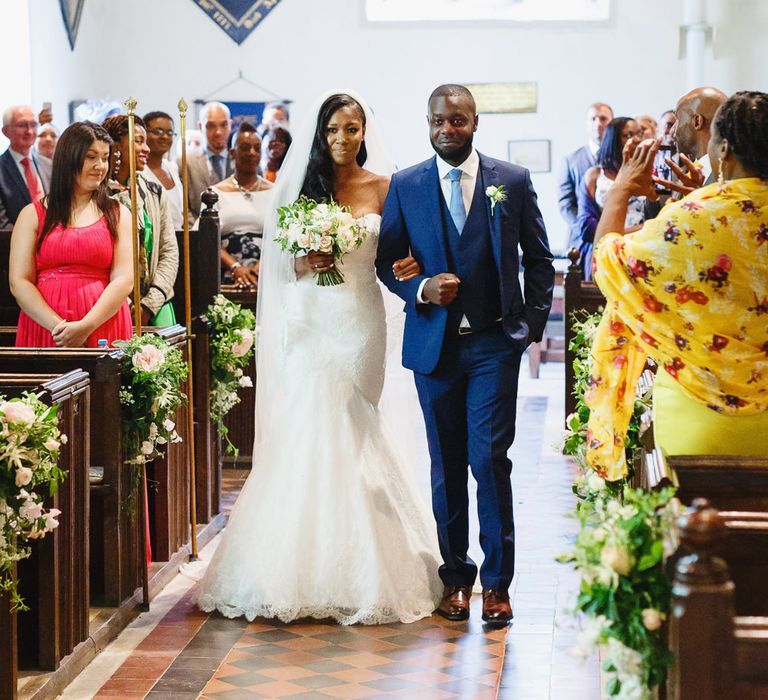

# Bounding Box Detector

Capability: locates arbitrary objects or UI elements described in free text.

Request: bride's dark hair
[300,94,368,203]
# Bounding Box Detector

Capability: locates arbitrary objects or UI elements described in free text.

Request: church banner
[192,0,283,44]
[59,0,85,49]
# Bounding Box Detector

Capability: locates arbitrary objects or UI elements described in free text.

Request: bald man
[673,87,727,183]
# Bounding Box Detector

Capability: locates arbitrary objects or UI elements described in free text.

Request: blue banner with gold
[192,0,283,44]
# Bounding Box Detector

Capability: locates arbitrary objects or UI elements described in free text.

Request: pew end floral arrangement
[0,393,67,610]
[115,334,188,470]
[205,295,256,456]
[559,310,680,699]
[275,195,367,286]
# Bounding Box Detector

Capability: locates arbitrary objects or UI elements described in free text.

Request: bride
[196,90,443,624]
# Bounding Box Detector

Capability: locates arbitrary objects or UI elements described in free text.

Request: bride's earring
[717,139,728,186]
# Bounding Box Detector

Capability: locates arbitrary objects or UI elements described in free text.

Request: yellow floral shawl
[586,178,768,481]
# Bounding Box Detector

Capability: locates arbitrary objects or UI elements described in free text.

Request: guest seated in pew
[9,121,134,347]
[585,91,768,481]
[260,122,292,183]
[576,117,645,280]
[142,110,184,229]
[204,122,273,287]
[103,114,179,326]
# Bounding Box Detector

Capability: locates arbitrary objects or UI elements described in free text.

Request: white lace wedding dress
[197,214,443,625]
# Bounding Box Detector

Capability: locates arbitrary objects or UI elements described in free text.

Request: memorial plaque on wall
[464,83,538,114]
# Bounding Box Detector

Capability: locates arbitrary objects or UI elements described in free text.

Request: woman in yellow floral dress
[585,91,768,481]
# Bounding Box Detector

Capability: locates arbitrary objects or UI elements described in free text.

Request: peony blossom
[232,328,254,358]
[600,543,633,576]
[0,401,37,426]
[641,608,664,631]
[132,344,165,373]
[15,467,33,487]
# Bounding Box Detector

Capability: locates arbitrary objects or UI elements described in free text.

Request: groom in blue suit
[376,85,554,626]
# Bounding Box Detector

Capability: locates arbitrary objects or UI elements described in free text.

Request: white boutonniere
[486,184,507,214]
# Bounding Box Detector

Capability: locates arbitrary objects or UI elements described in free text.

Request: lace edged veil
[254,89,395,448]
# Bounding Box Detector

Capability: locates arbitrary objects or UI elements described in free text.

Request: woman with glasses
[142,111,184,229]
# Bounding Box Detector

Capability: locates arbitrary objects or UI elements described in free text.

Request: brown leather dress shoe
[436,585,472,621]
[481,588,513,626]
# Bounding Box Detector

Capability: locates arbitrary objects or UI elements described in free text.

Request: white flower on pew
[587,471,606,492]
[15,466,33,487]
[156,435,167,445]
[44,438,60,451]
[43,508,61,532]
[600,543,633,576]
[641,608,664,631]
[0,400,37,426]
[60,433,67,444]
[132,344,165,373]
[163,418,175,432]
[18,493,43,521]
[148,423,158,439]
[171,431,182,444]
[141,440,154,456]
[571,614,610,659]
[238,376,253,388]
[234,368,243,378]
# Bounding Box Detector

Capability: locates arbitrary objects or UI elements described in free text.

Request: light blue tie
[448,168,466,234]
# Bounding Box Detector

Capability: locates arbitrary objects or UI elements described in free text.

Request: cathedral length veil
[254,88,397,448]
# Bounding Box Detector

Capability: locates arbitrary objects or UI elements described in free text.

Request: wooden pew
[668,499,768,699]
[0,346,136,607]
[172,188,222,520]
[563,248,606,422]
[0,370,90,700]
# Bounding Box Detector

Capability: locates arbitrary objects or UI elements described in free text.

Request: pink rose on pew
[15,466,33,487]
[231,328,255,358]
[132,344,165,373]
[0,400,37,426]
[44,438,60,451]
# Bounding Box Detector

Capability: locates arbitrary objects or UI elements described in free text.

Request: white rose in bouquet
[44,438,60,451]
[600,543,634,576]
[318,235,333,253]
[15,467,33,487]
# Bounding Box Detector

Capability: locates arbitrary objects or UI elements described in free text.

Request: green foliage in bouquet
[0,392,67,610]
[204,295,256,456]
[114,334,188,468]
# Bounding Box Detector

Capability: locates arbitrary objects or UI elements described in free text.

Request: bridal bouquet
[275,196,367,286]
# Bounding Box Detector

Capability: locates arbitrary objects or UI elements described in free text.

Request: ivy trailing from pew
[204,295,256,456]
[115,334,188,469]
[0,393,67,610]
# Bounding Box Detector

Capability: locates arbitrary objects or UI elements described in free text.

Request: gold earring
[717,157,724,185]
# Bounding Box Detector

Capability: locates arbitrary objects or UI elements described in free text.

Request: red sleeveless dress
[16,202,133,347]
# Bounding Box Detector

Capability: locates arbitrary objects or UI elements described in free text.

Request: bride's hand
[295,251,335,276]
[393,256,421,282]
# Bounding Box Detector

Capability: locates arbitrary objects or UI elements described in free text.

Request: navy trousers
[414,326,522,591]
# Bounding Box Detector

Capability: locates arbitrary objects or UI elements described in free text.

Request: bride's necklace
[233,176,262,200]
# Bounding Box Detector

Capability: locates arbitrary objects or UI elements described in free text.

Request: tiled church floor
[60,361,600,699]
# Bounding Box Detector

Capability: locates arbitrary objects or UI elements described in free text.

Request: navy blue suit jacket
[376,153,554,375]
[558,145,595,251]
[0,149,51,228]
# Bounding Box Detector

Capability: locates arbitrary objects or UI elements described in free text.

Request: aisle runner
[94,584,506,699]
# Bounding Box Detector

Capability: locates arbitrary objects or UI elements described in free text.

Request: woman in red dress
[10,121,133,348]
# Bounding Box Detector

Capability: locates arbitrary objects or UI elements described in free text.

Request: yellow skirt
[653,368,768,457]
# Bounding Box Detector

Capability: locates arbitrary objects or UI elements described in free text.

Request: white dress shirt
[696,153,712,182]
[417,150,480,308]
[9,148,44,194]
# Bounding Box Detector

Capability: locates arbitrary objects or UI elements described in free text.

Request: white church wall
[25,0,766,251]
[0,0,32,151]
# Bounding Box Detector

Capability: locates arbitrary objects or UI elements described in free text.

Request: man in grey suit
[558,102,612,252]
[179,101,233,225]
[0,105,52,229]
